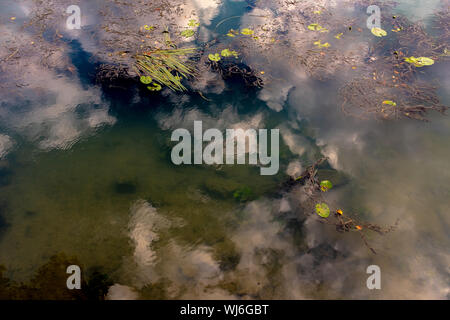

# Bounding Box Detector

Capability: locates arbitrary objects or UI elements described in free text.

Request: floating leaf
[315,203,330,218]
[392,27,402,32]
[143,25,154,31]
[320,180,333,192]
[404,56,434,67]
[334,32,343,39]
[188,19,200,27]
[336,209,343,215]
[355,225,363,231]
[180,29,195,38]
[404,56,418,64]
[221,49,238,58]
[208,53,221,62]
[371,27,387,37]
[147,83,162,91]
[415,57,434,66]
[241,28,254,35]
[313,10,322,15]
[313,40,330,48]
[382,100,397,106]
[308,23,322,31]
[227,29,239,37]
[140,76,152,84]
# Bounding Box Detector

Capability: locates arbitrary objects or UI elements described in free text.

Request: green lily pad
[404,56,434,67]
[180,29,195,38]
[307,23,323,31]
[140,76,152,84]
[143,25,155,31]
[313,40,330,48]
[208,53,221,62]
[315,203,330,218]
[371,27,387,37]
[415,57,434,66]
[320,180,333,192]
[147,83,162,91]
[221,49,238,58]
[188,19,200,27]
[241,28,254,35]
[226,29,239,37]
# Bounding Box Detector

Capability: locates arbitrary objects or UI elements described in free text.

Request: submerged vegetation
[134,48,197,92]
[0,254,112,300]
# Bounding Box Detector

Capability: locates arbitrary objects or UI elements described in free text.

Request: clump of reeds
[133,48,197,91]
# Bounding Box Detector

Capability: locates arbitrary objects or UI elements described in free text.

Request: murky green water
[0,0,448,299]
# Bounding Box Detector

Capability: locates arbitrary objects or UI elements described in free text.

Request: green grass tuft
[134,48,197,92]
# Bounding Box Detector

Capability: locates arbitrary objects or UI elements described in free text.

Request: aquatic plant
[0,254,112,300]
[188,19,200,27]
[233,186,253,202]
[315,203,330,218]
[307,23,328,32]
[221,49,239,58]
[313,40,330,48]
[208,53,221,62]
[319,180,333,192]
[404,56,434,67]
[241,28,254,35]
[291,157,398,254]
[139,76,152,84]
[143,25,155,31]
[134,48,197,92]
[180,29,195,38]
[226,29,239,37]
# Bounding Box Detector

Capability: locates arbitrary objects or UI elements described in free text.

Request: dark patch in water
[114,181,137,194]
[0,204,10,240]
[25,210,37,217]
[0,167,13,187]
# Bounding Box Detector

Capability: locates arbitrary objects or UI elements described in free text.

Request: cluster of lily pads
[315,180,333,218]
[208,48,239,62]
[180,19,200,38]
[307,23,333,48]
[226,28,254,37]
[139,75,162,91]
